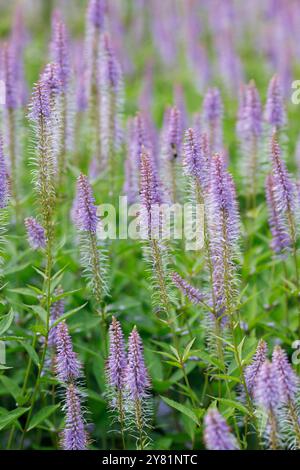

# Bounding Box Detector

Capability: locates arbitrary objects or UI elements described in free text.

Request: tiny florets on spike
[1,42,18,109]
[167,105,182,158]
[243,80,262,138]
[204,408,239,450]
[125,326,150,401]
[101,33,121,92]
[264,75,286,129]
[272,346,298,404]
[202,87,223,152]
[183,128,209,189]
[87,0,107,29]
[172,272,206,305]
[0,137,9,208]
[74,174,98,233]
[265,174,292,255]
[41,62,62,95]
[244,339,267,397]
[24,217,46,250]
[61,382,88,450]
[56,321,81,383]
[48,287,65,348]
[28,79,51,123]
[50,12,70,90]
[254,360,279,412]
[106,317,127,391]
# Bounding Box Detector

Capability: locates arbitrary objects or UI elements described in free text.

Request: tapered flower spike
[24,217,46,250]
[50,11,70,91]
[100,32,124,184]
[140,149,162,238]
[161,106,182,202]
[243,80,262,138]
[272,346,298,405]
[172,272,206,305]
[207,153,240,318]
[1,42,18,110]
[264,75,286,129]
[254,360,280,449]
[41,62,62,96]
[106,317,127,391]
[61,382,88,450]
[48,287,65,348]
[204,409,239,450]
[74,174,98,233]
[0,137,9,209]
[265,174,292,256]
[87,0,107,29]
[29,79,51,123]
[56,321,81,383]
[183,128,209,190]
[244,339,267,397]
[126,326,150,401]
[202,87,223,153]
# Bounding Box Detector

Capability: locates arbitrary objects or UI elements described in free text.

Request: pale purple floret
[28,79,51,123]
[183,128,209,189]
[56,321,81,383]
[87,0,107,29]
[254,360,280,412]
[106,317,127,390]
[204,408,239,450]
[74,174,98,233]
[24,217,46,250]
[265,174,291,255]
[48,287,65,348]
[61,383,87,450]
[140,150,162,237]
[264,75,286,128]
[125,326,150,400]
[0,137,9,208]
[244,339,267,397]
[172,272,206,305]
[51,11,70,91]
[272,345,299,404]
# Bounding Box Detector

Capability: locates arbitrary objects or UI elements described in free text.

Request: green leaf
[51,302,88,327]
[0,407,29,431]
[0,309,14,336]
[182,338,196,362]
[28,305,47,324]
[214,397,250,416]
[28,405,60,431]
[161,396,199,425]
[21,342,40,367]
[0,375,26,405]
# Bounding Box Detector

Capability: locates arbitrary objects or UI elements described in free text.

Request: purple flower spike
[51,11,70,90]
[87,0,107,29]
[28,79,51,123]
[244,339,267,397]
[0,136,9,208]
[272,345,298,404]
[265,174,292,255]
[254,360,279,412]
[48,287,65,348]
[172,272,205,305]
[202,87,223,152]
[1,43,18,109]
[106,317,127,390]
[140,149,162,237]
[264,75,286,129]
[126,326,150,400]
[183,128,209,189]
[74,174,98,233]
[166,106,182,159]
[61,383,87,450]
[204,409,239,450]
[24,217,46,250]
[243,80,262,138]
[56,321,81,383]
[101,32,121,92]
